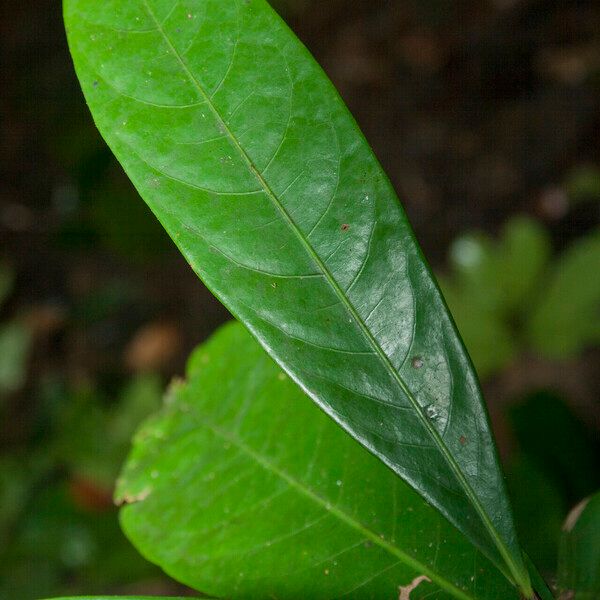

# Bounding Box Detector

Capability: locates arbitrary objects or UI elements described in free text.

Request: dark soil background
[1,0,599,597]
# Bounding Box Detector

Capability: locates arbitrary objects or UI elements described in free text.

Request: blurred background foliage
[1,0,599,597]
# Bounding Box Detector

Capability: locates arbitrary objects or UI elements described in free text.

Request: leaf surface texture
[64,0,528,587]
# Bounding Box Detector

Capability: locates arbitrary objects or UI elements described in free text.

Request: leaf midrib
[138,0,522,589]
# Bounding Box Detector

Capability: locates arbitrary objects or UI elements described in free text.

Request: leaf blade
[117,321,520,600]
[64,0,529,589]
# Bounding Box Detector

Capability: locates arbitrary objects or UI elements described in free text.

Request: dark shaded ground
[1,0,599,597]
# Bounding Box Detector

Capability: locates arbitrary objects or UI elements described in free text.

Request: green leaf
[117,321,519,600]
[64,0,529,590]
[42,597,194,600]
[496,217,550,314]
[448,233,504,315]
[527,229,600,358]
[558,492,600,600]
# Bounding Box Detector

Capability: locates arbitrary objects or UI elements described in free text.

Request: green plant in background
[505,390,600,577]
[0,262,32,399]
[52,0,598,599]
[0,372,163,599]
[440,217,600,378]
[116,323,519,600]
[558,492,600,599]
[565,165,600,207]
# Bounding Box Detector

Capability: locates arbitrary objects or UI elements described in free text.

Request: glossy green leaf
[558,492,600,600]
[117,321,519,600]
[64,0,528,590]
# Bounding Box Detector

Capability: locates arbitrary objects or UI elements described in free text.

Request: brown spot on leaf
[341,223,350,231]
[398,575,431,599]
[459,436,467,445]
[411,356,424,369]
